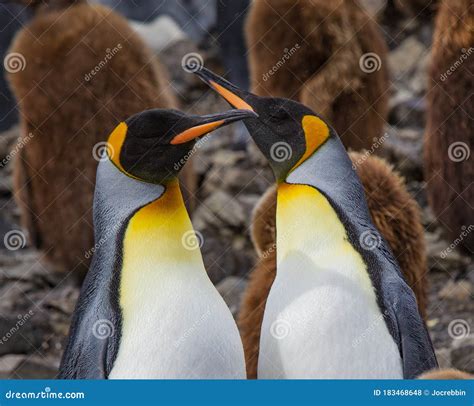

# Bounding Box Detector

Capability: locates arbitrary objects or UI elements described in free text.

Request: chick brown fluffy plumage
[245,0,390,151]
[424,0,474,255]
[240,152,428,378]
[7,2,195,278]
[418,368,473,379]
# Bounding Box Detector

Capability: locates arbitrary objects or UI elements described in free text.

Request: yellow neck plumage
[118,180,204,309]
[276,182,366,274]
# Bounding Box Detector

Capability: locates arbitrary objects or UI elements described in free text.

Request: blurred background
[0,0,472,378]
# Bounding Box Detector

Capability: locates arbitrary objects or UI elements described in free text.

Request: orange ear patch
[107,122,128,172]
[292,115,329,171]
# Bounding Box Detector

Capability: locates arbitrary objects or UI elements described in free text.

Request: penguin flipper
[390,281,438,379]
[58,256,120,379]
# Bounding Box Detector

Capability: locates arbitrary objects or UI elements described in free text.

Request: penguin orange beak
[192,67,259,112]
[170,109,257,145]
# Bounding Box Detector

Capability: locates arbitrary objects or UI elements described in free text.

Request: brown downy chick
[424,0,473,255]
[418,368,473,379]
[240,152,428,378]
[7,0,195,279]
[245,0,390,151]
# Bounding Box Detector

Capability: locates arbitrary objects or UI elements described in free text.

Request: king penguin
[192,67,438,379]
[59,107,256,379]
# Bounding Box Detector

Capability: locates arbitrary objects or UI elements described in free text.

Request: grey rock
[10,358,57,379]
[0,313,46,356]
[425,230,469,272]
[388,94,425,128]
[42,285,80,317]
[439,280,473,302]
[434,348,452,370]
[0,4,28,132]
[407,52,430,95]
[468,267,474,286]
[388,37,427,79]
[130,15,187,54]
[247,140,269,168]
[358,0,387,18]
[203,166,256,197]
[381,127,423,179]
[212,150,247,168]
[0,354,26,378]
[200,232,255,284]
[451,336,474,373]
[0,125,20,162]
[0,253,49,285]
[421,206,438,230]
[97,0,216,42]
[216,276,248,318]
[0,164,12,196]
[159,40,204,99]
[199,191,247,228]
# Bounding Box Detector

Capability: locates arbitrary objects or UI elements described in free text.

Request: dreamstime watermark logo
[359,230,382,251]
[3,230,26,251]
[181,52,204,73]
[440,47,473,81]
[359,52,382,73]
[0,310,34,345]
[261,243,276,259]
[174,134,211,171]
[270,141,292,162]
[0,132,34,169]
[440,225,474,258]
[352,133,389,169]
[92,141,114,162]
[270,319,291,340]
[262,43,300,81]
[181,230,204,251]
[448,141,470,162]
[448,319,470,340]
[5,387,85,400]
[84,43,122,82]
[4,52,26,73]
[92,319,115,339]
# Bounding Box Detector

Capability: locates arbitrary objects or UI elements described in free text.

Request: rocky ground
[0,5,472,378]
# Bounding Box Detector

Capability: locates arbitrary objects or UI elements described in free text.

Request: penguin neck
[118,176,207,324]
[122,178,203,267]
[275,140,371,274]
[275,181,365,273]
[282,137,375,245]
[93,160,203,269]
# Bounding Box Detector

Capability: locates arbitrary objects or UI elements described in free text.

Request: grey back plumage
[59,159,164,378]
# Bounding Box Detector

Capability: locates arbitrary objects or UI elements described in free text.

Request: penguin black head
[106,108,257,184]
[192,67,337,182]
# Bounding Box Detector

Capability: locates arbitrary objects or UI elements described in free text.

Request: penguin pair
[59,108,256,378]
[191,67,437,379]
[61,66,437,379]
[8,0,195,279]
